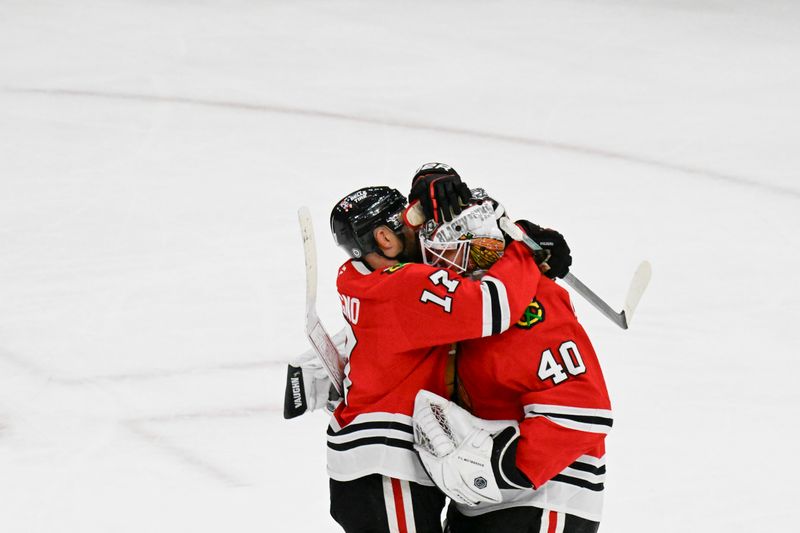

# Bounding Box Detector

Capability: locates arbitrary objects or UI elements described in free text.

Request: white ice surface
[1,1,799,531]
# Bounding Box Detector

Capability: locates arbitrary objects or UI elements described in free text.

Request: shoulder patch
[516,299,545,329]
[382,263,410,274]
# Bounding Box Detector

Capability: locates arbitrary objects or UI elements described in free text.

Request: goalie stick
[498,217,651,330]
[297,206,346,394]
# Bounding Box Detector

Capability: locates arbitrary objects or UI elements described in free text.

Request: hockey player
[413,210,610,533]
[326,180,545,533]
[284,163,474,420]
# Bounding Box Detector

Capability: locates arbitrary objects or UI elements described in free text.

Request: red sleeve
[514,338,612,488]
[373,241,540,351]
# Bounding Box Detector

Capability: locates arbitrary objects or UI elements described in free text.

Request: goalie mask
[419,195,505,275]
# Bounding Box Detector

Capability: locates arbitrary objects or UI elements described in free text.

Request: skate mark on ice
[60,360,284,385]
[0,348,55,380]
[122,405,282,486]
[130,405,280,423]
[4,86,799,200]
[123,419,248,486]
[0,347,283,385]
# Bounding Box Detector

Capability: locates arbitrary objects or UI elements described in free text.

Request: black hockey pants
[445,504,600,533]
[330,474,445,533]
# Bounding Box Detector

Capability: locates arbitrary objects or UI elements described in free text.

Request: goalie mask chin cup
[419,201,505,275]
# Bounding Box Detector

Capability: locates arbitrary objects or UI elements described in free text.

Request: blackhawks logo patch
[383,263,409,274]
[516,299,545,329]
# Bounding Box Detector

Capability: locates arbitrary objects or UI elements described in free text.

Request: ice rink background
[1,1,799,531]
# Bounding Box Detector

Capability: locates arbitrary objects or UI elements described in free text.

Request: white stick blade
[298,207,317,310]
[622,261,652,326]
[298,206,345,395]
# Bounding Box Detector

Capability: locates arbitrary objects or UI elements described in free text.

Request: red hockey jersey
[327,241,540,484]
[456,276,611,521]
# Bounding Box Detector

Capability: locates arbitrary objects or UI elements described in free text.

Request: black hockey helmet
[330,186,408,259]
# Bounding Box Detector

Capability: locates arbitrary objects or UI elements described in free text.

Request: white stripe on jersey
[454,454,607,522]
[573,454,606,468]
[482,275,511,332]
[328,411,413,432]
[326,426,414,445]
[352,261,372,275]
[561,464,606,485]
[327,412,433,485]
[524,403,613,419]
[524,403,613,434]
[479,276,511,337]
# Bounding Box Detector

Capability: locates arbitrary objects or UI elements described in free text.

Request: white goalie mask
[419,197,506,275]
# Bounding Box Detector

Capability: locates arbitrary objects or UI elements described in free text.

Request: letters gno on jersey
[340,294,360,325]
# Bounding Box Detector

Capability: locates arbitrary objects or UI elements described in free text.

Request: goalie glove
[282,330,345,419]
[412,390,532,506]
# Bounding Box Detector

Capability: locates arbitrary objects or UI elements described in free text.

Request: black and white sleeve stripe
[326,412,433,484]
[480,275,511,336]
[326,419,415,452]
[551,455,607,492]
[523,404,613,434]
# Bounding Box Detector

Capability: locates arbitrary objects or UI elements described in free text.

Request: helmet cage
[420,237,471,274]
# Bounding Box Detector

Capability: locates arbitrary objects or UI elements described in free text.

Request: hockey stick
[283,329,347,419]
[498,217,651,329]
[283,364,309,419]
[297,207,345,395]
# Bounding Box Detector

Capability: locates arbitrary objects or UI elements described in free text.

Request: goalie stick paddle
[298,207,345,395]
[283,364,308,419]
[499,217,651,329]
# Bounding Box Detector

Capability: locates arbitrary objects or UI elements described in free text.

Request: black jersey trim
[541,412,614,427]
[327,421,414,437]
[551,474,605,492]
[528,409,613,428]
[485,279,502,335]
[568,461,606,476]
[327,436,416,452]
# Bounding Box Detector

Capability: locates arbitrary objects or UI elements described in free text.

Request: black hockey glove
[408,162,472,223]
[515,219,572,279]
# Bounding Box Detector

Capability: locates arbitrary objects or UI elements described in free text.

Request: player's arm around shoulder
[482,240,542,320]
[371,254,538,350]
